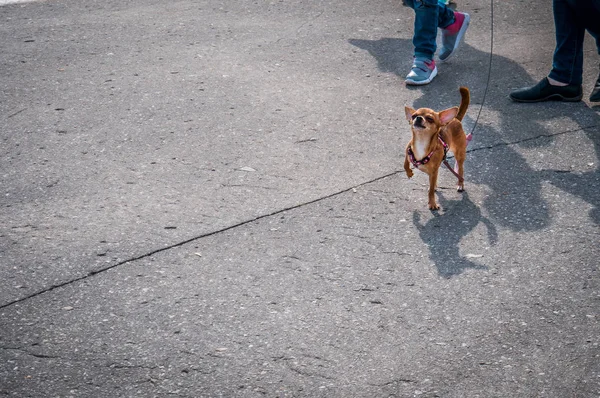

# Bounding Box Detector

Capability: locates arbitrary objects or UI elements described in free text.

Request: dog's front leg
[404,152,414,178]
[428,170,440,210]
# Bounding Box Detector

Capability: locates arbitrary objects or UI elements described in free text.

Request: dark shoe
[509,77,583,103]
[590,72,600,102]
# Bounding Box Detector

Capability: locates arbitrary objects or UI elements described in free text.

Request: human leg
[402,0,454,84]
[590,64,600,102]
[575,0,600,101]
[548,0,586,85]
[588,25,600,101]
[509,0,584,102]
[402,0,450,59]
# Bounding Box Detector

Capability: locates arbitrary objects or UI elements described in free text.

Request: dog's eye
[411,114,418,120]
[425,116,434,123]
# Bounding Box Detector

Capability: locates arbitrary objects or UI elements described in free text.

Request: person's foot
[590,69,600,102]
[509,77,583,103]
[438,12,470,62]
[405,58,437,85]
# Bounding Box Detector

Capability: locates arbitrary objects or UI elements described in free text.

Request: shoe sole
[509,93,583,103]
[405,66,438,85]
[438,13,470,63]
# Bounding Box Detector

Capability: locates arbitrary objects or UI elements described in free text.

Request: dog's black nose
[414,116,424,127]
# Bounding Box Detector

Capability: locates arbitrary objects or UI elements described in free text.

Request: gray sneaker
[439,12,470,62]
[405,58,438,85]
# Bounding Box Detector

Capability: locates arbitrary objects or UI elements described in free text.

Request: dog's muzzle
[413,116,425,128]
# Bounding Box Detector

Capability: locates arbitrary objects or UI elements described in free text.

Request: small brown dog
[403,87,470,210]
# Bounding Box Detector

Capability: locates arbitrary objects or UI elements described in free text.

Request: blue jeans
[402,0,455,60]
[549,0,600,85]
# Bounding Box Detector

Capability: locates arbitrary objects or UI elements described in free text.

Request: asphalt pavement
[1,0,599,397]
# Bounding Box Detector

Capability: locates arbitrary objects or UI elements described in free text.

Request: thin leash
[443,158,464,182]
[444,0,494,181]
[467,0,494,140]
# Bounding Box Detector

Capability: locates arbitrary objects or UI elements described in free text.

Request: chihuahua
[403,87,470,210]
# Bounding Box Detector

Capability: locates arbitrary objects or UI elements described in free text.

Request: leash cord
[468,0,494,137]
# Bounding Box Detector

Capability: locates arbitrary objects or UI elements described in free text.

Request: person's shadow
[539,129,600,224]
[412,192,497,277]
[349,36,600,276]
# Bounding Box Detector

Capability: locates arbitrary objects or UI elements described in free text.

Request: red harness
[407,135,464,183]
[407,136,449,167]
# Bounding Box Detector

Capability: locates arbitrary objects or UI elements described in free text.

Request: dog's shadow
[413,192,497,278]
[349,36,600,228]
[350,34,600,279]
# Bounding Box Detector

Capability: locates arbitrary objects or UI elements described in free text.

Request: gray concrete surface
[1,0,599,397]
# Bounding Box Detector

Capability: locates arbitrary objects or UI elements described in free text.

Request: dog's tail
[456,86,470,122]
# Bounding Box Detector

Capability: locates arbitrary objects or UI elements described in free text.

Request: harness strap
[438,135,449,159]
[408,136,448,168]
[407,146,434,167]
[408,135,464,183]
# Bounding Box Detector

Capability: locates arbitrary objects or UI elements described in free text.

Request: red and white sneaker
[439,12,470,62]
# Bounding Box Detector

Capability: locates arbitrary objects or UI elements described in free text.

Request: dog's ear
[405,106,416,122]
[439,107,459,125]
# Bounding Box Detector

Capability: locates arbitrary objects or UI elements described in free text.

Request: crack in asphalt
[0,124,595,312]
[466,125,599,156]
[0,0,594,312]
[0,171,398,311]
[1,346,60,360]
[366,377,417,386]
[1,346,171,372]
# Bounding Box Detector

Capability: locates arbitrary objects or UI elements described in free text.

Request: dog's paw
[428,202,440,211]
[457,185,465,192]
[406,169,414,178]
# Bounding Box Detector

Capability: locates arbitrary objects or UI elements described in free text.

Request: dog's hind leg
[454,148,466,192]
